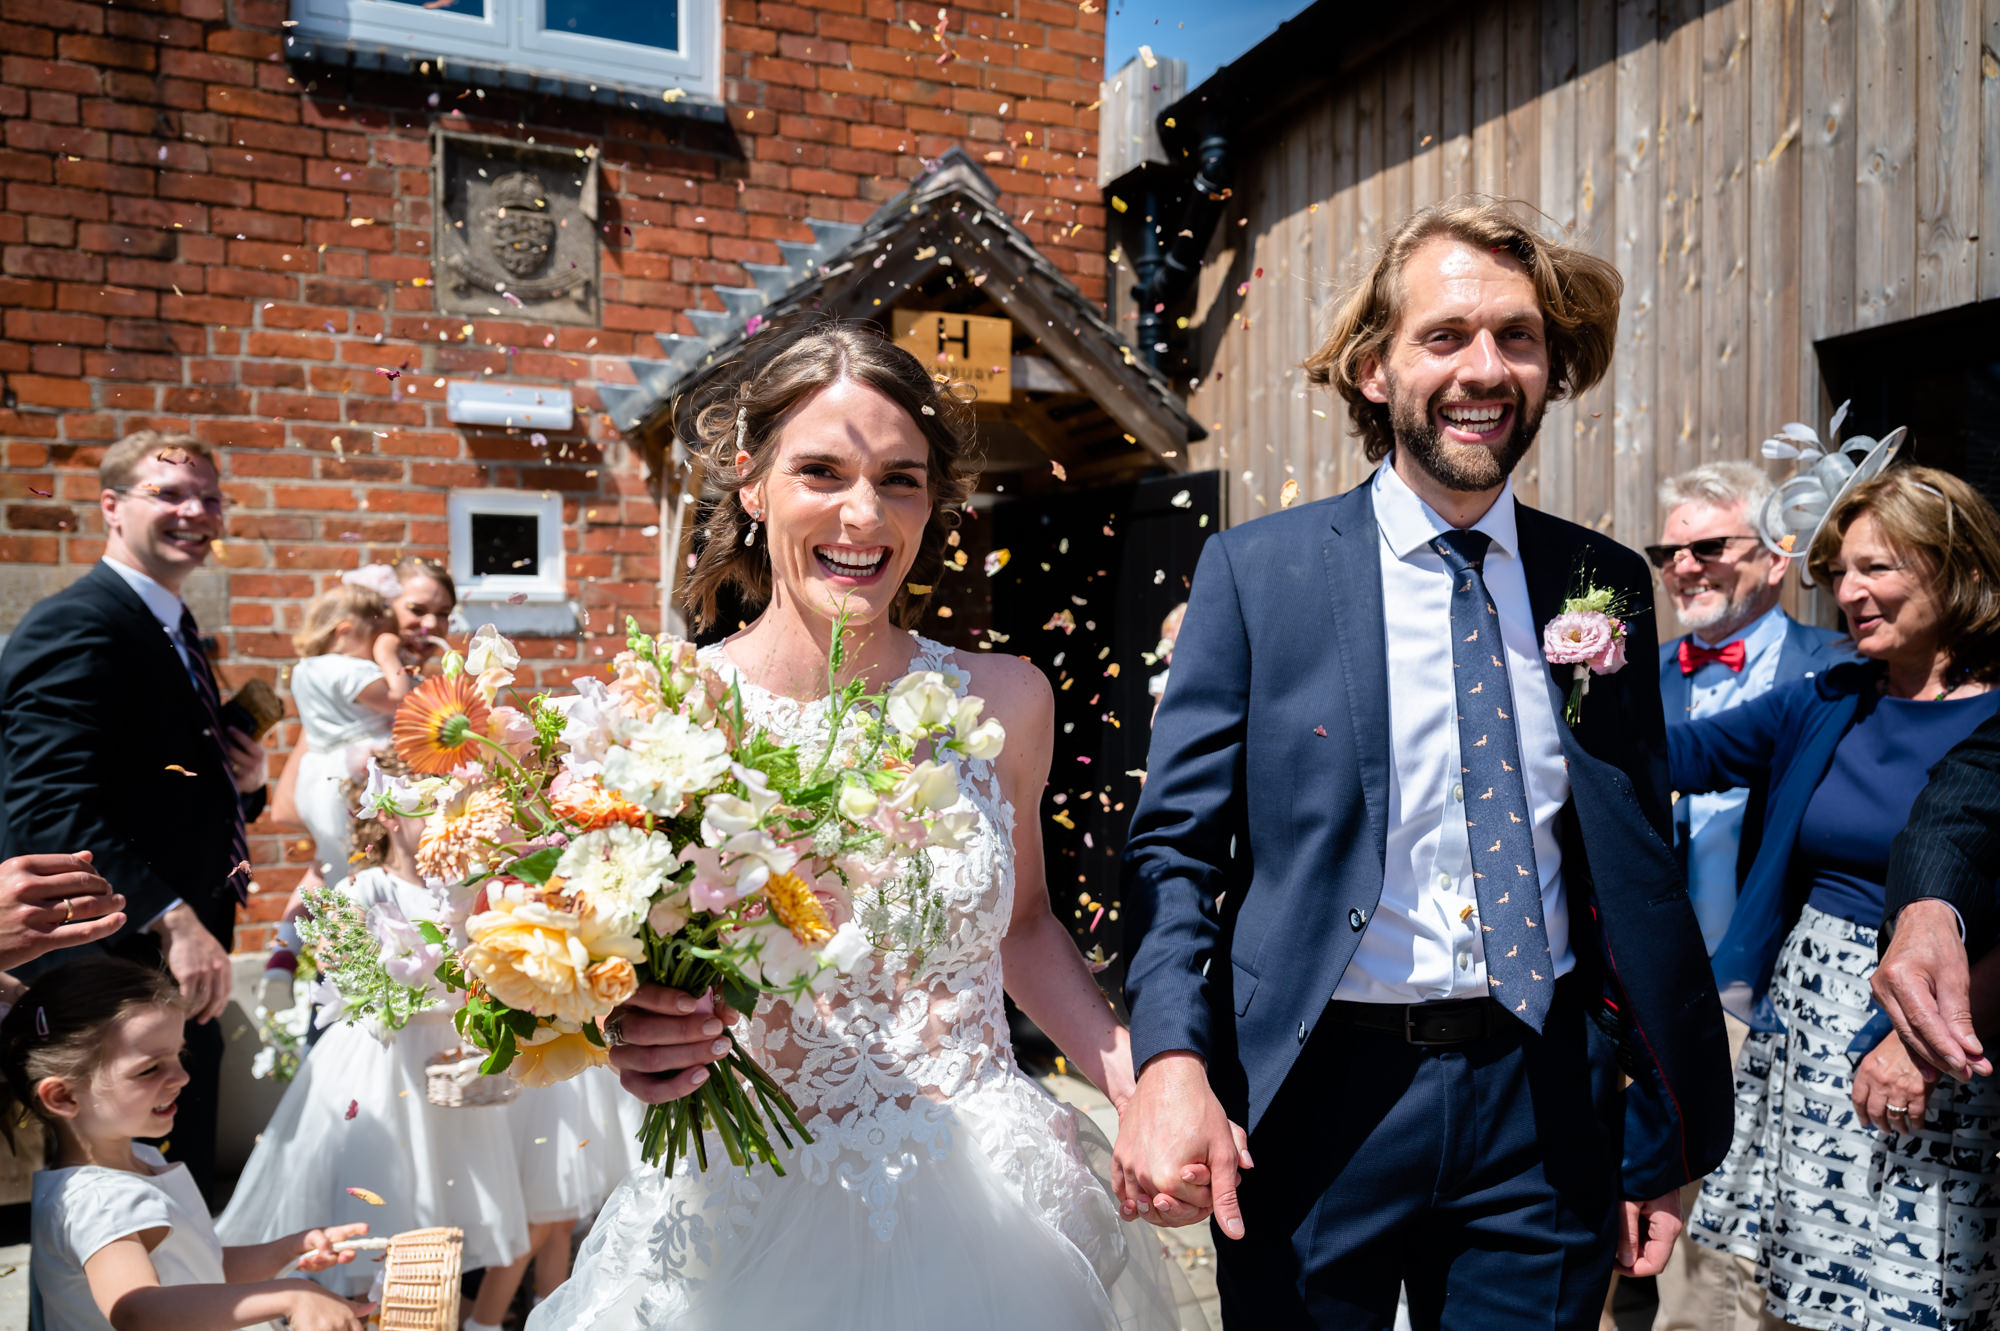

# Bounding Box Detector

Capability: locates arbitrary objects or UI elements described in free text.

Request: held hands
[605,982,742,1105]
[293,1222,370,1274]
[1111,1051,1254,1239]
[0,851,125,972]
[1872,900,1990,1082]
[1853,1032,1932,1135]
[1614,1190,1682,1277]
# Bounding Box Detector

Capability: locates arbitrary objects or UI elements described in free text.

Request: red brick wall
[0,0,1107,951]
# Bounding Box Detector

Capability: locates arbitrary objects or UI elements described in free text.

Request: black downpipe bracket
[1133,133,1232,372]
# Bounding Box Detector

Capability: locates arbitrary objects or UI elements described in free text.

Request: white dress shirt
[1331,461,1575,1004]
[1678,603,1788,952]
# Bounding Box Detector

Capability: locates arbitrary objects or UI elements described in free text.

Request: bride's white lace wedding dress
[527,636,1201,1331]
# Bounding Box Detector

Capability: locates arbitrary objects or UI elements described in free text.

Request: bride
[527,323,1210,1330]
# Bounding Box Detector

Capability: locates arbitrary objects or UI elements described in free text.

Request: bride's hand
[605,983,742,1105]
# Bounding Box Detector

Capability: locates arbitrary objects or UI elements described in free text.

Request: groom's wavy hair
[678,317,981,633]
[1304,197,1624,464]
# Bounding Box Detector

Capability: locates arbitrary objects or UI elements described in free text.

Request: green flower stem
[635,1035,810,1175]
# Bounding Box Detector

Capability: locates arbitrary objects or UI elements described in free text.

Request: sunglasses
[1643,535,1759,570]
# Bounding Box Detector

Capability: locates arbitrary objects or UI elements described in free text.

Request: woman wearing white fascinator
[1666,402,2000,1331]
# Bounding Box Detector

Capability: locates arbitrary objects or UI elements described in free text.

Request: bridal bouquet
[303,617,1004,1176]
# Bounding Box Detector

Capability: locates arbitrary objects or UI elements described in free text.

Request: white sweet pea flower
[926,809,980,851]
[959,717,1006,761]
[818,919,870,976]
[887,759,961,816]
[837,781,879,821]
[886,671,958,737]
[464,624,520,676]
[554,677,619,779]
[602,710,732,816]
[700,764,782,846]
[951,695,984,733]
[648,894,691,936]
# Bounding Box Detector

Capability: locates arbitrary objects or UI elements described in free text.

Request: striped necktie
[1433,529,1553,1032]
[177,606,251,904]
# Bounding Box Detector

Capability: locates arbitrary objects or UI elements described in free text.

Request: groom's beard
[1388,376,1543,493]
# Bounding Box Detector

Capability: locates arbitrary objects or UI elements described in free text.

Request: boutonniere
[1540,580,1630,726]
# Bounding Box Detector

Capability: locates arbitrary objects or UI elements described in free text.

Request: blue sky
[1102,0,1309,89]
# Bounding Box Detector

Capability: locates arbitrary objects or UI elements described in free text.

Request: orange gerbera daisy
[393,673,492,775]
[549,779,651,833]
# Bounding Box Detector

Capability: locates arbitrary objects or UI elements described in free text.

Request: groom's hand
[1614,1188,1683,1277]
[1112,1051,1252,1239]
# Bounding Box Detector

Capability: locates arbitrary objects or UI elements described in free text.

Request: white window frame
[448,489,566,606]
[289,0,720,102]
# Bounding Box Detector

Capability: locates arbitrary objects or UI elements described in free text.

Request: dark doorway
[987,470,1222,1013]
[1816,299,2000,507]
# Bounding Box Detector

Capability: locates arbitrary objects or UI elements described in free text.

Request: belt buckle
[1405,1006,1449,1046]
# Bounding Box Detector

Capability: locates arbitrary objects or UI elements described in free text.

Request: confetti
[344,1100,359,1120]
[506,592,529,604]
[906,583,934,595]
[1280,479,1300,508]
[164,764,197,777]
[28,487,50,497]
[1169,490,1191,508]
[1138,44,1157,68]
[501,291,524,307]
[1050,460,1067,481]
[984,549,1011,576]
[1043,609,1076,634]
[346,1186,385,1206]
[1313,725,1328,737]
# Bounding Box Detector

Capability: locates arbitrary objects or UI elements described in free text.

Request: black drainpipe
[1133,133,1232,372]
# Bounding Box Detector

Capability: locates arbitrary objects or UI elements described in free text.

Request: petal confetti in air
[345,1186,385,1206]
[1279,479,1300,508]
[984,549,1011,577]
[164,764,197,777]
[344,1099,359,1120]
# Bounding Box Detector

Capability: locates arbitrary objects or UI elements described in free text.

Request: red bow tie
[1679,639,1746,675]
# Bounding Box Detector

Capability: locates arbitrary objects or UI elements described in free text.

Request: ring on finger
[602,1010,626,1048]
[1886,1103,1909,1114]
[60,897,73,922]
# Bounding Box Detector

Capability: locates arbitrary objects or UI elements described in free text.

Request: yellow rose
[461,884,598,1026]
[509,1024,608,1089]
[584,957,638,1011]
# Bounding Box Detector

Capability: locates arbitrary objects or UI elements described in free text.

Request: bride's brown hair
[678,320,980,633]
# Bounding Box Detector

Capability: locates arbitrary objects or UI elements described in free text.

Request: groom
[1113,200,1732,1329]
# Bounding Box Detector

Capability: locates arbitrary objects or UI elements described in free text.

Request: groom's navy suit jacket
[1122,480,1733,1202]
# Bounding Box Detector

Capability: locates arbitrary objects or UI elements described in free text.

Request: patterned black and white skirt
[1686,903,2000,1331]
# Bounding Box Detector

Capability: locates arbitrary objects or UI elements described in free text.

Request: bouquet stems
[637,1039,811,1175]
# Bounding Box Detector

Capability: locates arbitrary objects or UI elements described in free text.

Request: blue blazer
[1665,663,1880,1033]
[1657,619,1857,888]
[1123,481,1734,1202]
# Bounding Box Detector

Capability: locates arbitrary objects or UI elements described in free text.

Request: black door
[987,470,1221,1013]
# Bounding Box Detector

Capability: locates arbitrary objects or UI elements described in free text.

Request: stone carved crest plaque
[434,131,600,324]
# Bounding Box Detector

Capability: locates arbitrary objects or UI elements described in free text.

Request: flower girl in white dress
[528,324,1207,1330]
[216,794,531,1296]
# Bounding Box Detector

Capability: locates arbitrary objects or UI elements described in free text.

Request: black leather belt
[1328,996,1497,1047]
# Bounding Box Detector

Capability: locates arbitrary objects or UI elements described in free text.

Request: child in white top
[287,581,416,891]
[217,785,531,1296]
[7,958,371,1330]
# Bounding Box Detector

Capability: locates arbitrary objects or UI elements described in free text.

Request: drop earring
[743,504,759,546]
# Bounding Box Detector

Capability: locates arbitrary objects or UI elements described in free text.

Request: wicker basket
[374,1227,463,1331]
[423,1047,520,1108]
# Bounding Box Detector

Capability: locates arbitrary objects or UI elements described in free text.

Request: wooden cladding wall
[1180,0,1988,556]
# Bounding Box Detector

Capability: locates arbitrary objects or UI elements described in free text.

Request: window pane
[545,0,679,51]
[376,0,488,13]
[469,512,540,577]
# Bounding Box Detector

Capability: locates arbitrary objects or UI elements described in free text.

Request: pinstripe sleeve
[1886,711,2000,953]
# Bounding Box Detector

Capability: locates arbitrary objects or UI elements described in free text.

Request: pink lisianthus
[486,705,537,759]
[1588,621,1628,675]
[1541,611,1616,666]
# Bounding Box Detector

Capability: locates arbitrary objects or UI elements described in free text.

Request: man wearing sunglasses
[0,429,266,1206]
[1646,460,1853,1331]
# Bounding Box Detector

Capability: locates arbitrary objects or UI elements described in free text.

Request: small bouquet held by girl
[302,616,1003,1177]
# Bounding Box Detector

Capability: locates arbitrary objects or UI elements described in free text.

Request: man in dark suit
[1874,712,2000,1082]
[0,430,266,1202]
[1113,201,1732,1330]
[1648,462,1852,1331]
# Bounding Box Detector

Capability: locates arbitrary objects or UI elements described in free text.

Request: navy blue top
[1798,690,2000,926]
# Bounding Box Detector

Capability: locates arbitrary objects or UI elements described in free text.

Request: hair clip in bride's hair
[34,1006,48,1039]
[734,405,748,454]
